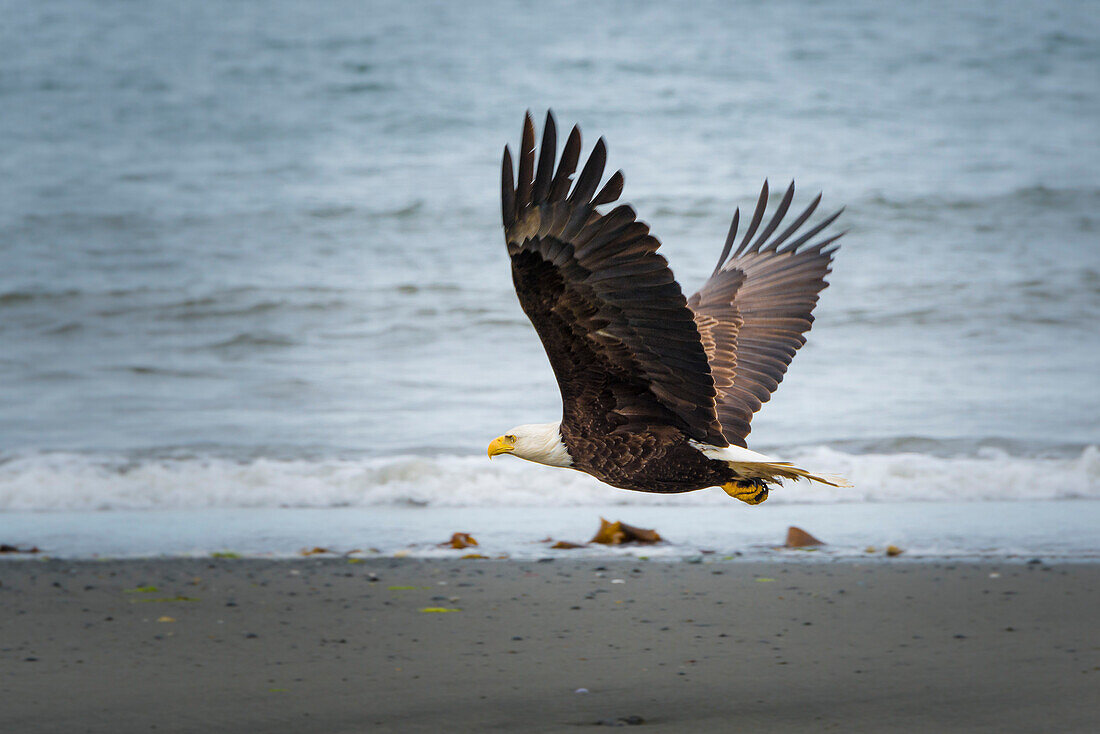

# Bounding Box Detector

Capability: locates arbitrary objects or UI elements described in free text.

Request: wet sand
[2,558,1098,733]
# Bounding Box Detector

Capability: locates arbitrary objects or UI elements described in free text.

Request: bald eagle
[488,112,848,503]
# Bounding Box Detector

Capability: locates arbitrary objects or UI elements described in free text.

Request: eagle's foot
[722,479,769,505]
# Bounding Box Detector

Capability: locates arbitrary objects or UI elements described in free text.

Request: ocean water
[2,1,1099,555]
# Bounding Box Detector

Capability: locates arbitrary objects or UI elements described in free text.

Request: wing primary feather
[751,180,795,252]
[569,137,607,205]
[531,111,557,205]
[550,126,582,202]
[808,230,847,252]
[515,112,536,209]
[779,207,845,253]
[592,170,624,207]
[501,145,515,228]
[768,193,821,252]
[560,203,593,242]
[578,204,635,247]
[711,208,739,278]
[733,180,770,257]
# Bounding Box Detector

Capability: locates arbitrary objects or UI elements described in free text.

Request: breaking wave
[1,445,1097,511]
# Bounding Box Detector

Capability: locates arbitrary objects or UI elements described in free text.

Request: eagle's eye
[505,435,517,443]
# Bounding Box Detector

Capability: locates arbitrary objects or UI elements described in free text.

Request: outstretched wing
[688,181,844,446]
[502,112,725,446]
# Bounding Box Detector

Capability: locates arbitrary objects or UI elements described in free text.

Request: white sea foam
[0,445,1097,511]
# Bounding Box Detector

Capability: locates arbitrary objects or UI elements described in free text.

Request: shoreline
[5,551,1100,564]
[3,558,1098,732]
[3,500,1099,562]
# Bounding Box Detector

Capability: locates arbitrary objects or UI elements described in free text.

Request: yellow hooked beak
[487,435,516,459]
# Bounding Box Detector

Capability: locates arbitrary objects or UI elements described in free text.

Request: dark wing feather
[688,181,843,446]
[503,111,724,446]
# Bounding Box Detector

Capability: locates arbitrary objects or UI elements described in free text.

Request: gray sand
[2,558,1097,733]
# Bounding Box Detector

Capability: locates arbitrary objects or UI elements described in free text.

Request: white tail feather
[689,441,852,488]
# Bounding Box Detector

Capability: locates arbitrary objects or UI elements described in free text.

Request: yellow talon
[722,481,769,505]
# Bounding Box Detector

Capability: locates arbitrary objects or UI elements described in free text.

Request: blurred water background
[1,1,1098,555]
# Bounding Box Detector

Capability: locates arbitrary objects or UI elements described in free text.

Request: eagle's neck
[516,422,573,468]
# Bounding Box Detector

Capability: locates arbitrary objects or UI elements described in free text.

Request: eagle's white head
[487,422,573,467]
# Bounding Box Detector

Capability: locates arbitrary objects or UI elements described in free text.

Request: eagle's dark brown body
[501,112,841,495]
[562,424,737,493]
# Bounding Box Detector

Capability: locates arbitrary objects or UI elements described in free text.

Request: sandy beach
[2,557,1097,733]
